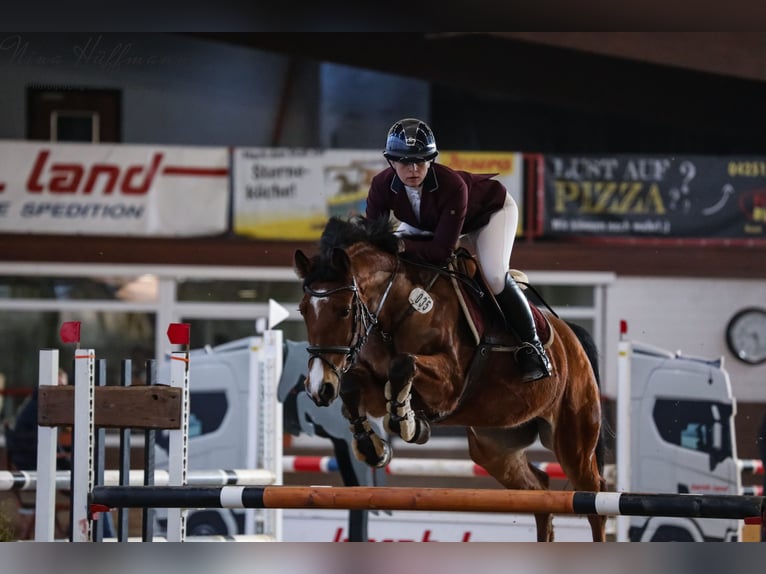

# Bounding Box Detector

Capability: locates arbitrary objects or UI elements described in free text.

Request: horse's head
[294,246,361,406]
[294,216,400,407]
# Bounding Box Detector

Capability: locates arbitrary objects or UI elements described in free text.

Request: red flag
[166,323,190,345]
[59,321,81,344]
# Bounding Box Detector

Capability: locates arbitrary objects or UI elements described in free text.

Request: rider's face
[392,159,430,188]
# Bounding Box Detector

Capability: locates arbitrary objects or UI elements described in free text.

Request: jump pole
[90,485,766,522]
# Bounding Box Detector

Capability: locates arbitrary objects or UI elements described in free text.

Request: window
[27,87,121,142]
[653,398,734,462]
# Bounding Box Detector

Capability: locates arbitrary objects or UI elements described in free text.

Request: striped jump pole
[738,459,765,476]
[90,485,766,522]
[283,456,567,480]
[285,455,764,481]
[0,469,276,491]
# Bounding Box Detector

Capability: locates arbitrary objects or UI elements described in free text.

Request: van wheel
[186,511,229,536]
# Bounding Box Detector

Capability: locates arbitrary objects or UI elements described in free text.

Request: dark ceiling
[188,32,766,154]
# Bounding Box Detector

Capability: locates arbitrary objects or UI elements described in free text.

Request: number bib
[408,287,434,314]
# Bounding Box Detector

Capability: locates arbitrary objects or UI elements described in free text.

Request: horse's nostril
[318,382,336,404]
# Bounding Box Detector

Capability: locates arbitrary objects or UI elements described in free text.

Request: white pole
[71,349,95,542]
[615,336,632,542]
[244,336,262,536]
[34,349,59,541]
[244,332,283,539]
[165,350,190,542]
[263,329,284,541]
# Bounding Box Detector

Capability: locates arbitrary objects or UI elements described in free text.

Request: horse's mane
[302,215,399,287]
[319,215,399,258]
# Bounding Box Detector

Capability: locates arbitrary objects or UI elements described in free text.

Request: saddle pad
[449,253,553,347]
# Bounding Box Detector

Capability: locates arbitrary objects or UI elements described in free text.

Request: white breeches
[463,193,518,295]
[395,192,518,295]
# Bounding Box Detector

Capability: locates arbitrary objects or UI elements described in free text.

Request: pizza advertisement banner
[541,155,766,242]
[0,140,230,236]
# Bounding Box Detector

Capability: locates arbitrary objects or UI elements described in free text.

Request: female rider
[365,118,551,383]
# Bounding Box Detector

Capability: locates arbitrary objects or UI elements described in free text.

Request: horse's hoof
[412,417,431,445]
[385,412,430,445]
[373,440,393,468]
[353,435,392,468]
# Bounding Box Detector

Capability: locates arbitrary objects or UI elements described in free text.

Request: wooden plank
[38,386,181,429]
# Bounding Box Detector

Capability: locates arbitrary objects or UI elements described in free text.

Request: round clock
[725,307,766,365]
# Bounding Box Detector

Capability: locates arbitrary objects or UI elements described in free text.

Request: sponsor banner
[543,155,766,240]
[0,140,229,236]
[233,148,523,240]
[438,151,524,236]
[233,147,386,240]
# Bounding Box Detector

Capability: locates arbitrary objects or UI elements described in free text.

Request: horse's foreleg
[340,370,392,468]
[384,353,431,444]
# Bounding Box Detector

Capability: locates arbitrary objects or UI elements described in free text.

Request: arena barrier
[89,485,766,522]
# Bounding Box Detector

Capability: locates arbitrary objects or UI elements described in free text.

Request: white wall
[604,276,766,402]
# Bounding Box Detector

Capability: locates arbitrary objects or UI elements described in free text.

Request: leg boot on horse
[384,354,432,445]
[495,273,552,383]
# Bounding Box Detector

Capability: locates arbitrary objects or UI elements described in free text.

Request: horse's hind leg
[467,425,554,542]
[553,382,607,541]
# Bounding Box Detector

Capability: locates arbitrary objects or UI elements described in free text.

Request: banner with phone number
[541,155,766,241]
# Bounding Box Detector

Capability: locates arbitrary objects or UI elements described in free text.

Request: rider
[365,118,551,383]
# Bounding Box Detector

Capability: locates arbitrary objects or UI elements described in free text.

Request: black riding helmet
[383,118,438,163]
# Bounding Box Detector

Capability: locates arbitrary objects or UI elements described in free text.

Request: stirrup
[514,342,551,383]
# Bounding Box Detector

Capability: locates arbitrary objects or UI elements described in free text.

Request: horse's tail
[565,320,610,478]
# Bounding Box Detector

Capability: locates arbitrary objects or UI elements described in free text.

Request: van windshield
[652,399,734,469]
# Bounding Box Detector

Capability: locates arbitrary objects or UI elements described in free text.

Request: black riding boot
[494,273,552,382]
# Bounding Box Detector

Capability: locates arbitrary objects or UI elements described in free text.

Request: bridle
[303,258,400,381]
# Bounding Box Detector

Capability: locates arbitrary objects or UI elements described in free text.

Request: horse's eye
[340,307,352,318]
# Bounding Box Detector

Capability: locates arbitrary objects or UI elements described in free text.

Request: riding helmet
[383,118,439,162]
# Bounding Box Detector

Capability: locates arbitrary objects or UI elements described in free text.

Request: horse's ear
[331,247,351,275]
[294,249,311,278]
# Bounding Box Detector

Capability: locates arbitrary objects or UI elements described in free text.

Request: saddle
[412,250,556,423]
[447,248,553,347]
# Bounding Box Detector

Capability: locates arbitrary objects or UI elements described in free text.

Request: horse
[294,215,607,542]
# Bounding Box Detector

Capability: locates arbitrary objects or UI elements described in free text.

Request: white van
[620,339,743,541]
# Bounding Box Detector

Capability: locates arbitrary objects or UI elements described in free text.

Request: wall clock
[725,307,766,365]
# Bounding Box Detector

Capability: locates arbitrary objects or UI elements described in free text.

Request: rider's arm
[400,177,467,264]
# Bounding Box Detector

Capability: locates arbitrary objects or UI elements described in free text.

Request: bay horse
[294,216,607,542]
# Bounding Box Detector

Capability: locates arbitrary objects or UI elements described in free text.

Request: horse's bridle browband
[303,258,400,379]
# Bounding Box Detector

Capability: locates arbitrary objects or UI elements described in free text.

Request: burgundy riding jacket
[366,163,507,263]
